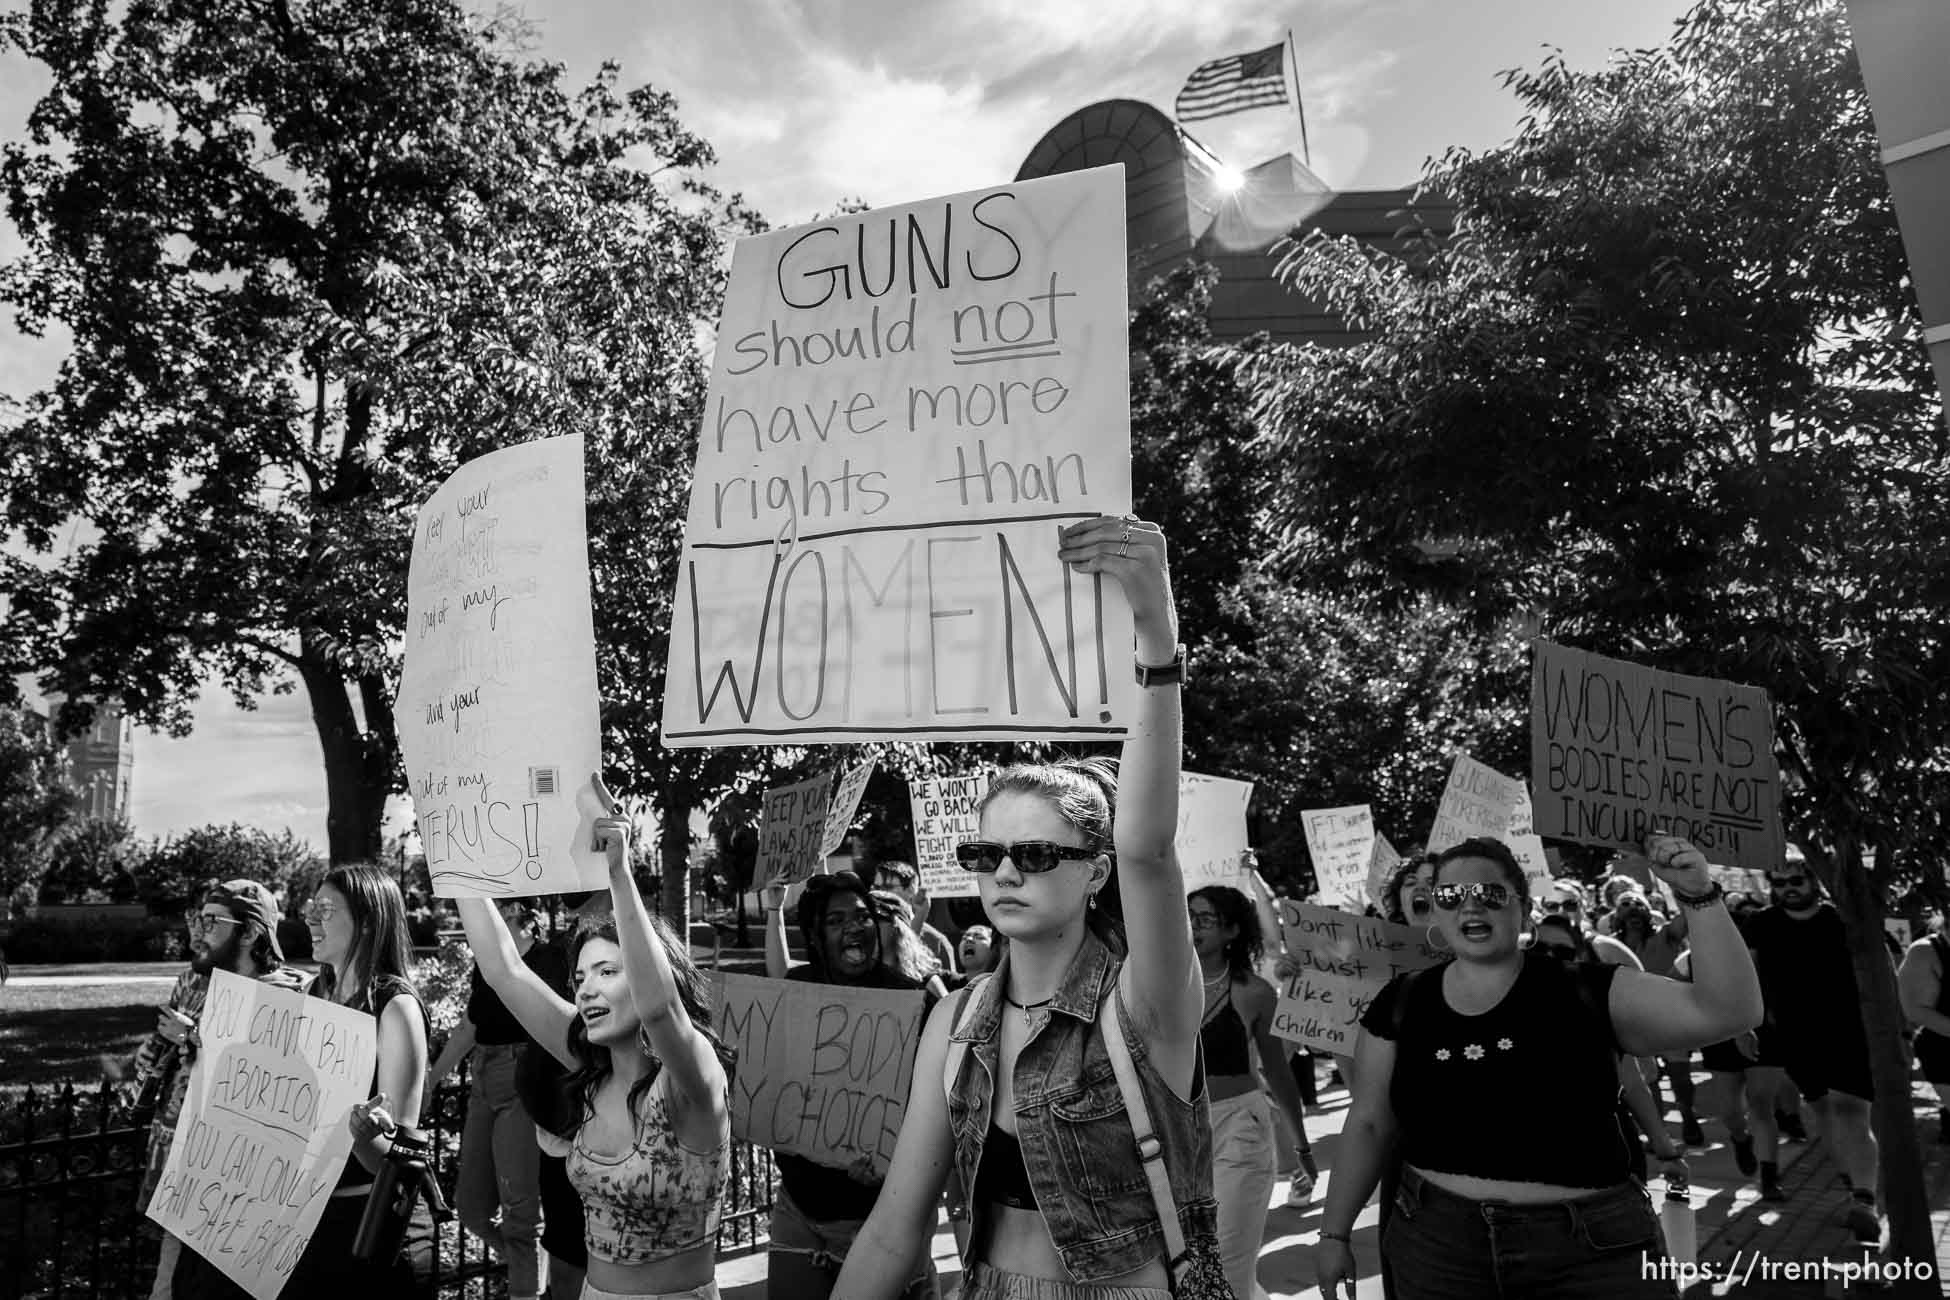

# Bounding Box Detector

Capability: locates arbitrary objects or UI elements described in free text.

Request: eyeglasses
[186,913,240,934]
[1188,912,1223,931]
[1540,898,1581,914]
[956,841,1100,874]
[1432,882,1513,911]
[301,900,339,923]
[1768,875,1808,890]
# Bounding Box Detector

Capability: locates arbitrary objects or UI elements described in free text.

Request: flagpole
[1287,28,1312,167]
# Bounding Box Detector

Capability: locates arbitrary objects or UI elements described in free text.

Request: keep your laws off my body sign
[147,971,376,1300]
[1272,902,1445,1055]
[661,167,1135,747]
[711,973,926,1176]
[1531,641,1785,870]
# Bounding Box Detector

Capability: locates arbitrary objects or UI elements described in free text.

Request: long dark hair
[1189,884,1262,982]
[561,915,731,1133]
[794,871,882,981]
[310,865,417,1012]
[977,756,1125,953]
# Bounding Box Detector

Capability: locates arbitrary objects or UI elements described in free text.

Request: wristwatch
[1135,644,1188,687]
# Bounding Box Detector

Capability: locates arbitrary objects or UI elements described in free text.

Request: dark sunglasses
[1540,898,1581,914]
[1432,882,1513,911]
[1768,875,1808,890]
[956,840,1100,874]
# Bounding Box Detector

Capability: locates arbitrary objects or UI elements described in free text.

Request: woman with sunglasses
[1316,834,1761,1300]
[759,871,944,1300]
[456,775,731,1300]
[836,516,1220,1300]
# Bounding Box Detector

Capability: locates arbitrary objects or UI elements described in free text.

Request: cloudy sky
[1,0,1691,848]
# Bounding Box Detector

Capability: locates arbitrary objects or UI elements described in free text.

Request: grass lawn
[0,978,171,1092]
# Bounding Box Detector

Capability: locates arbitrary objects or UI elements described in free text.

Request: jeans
[958,1262,1172,1300]
[1383,1168,1675,1300]
[767,1187,938,1300]
[1209,1091,1275,1300]
[459,1044,547,1296]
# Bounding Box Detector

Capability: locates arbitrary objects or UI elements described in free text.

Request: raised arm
[594,774,728,1125]
[762,882,793,979]
[831,990,961,1299]
[1059,516,1198,1041]
[454,898,576,1069]
[1608,836,1762,1056]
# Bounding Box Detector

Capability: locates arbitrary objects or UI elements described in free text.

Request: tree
[0,0,749,864]
[36,814,138,903]
[1234,0,1948,1282]
[138,822,325,913]
[0,702,75,905]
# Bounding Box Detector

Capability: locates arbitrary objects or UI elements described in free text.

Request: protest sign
[710,973,926,1175]
[397,434,605,898]
[821,761,876,858]
[1177,772,1255,889]
[1426,753,1549,887]
[1272,902,1446,1054]
[146,971,375,1300]
[1365,832,1402,910]
[1712,864,1771,900]
[1531,641,1784,870]
[661,167,1135,748]
[910,773,986,899]
[1302,805,1375,908]
[756,772,837,886]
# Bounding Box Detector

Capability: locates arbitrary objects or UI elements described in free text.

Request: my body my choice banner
[661,167,1135,747]
[710,973,926,1176]
[146,971,376,1300]
[1531,640,1785,870]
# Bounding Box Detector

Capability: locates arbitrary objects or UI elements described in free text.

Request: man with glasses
[141,880,307,1299]
[1744,853,1883,1242]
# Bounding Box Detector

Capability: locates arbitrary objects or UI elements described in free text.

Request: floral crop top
[564,1073,730,1265]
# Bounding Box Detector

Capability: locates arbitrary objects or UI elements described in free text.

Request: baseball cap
[209,879,287,963]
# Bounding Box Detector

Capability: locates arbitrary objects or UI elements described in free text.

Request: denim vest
[946,930,1220,1281]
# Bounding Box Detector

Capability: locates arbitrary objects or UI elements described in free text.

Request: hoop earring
[1425,924,1450,952]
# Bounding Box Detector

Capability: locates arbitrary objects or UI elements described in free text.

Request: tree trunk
[1821,839,1935,1297]
[657,784,692,927]
[297,641,390,866]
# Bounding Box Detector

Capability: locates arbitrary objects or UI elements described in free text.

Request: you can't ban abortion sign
[661,167,1134,746]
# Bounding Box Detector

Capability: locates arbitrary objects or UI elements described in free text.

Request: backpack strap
[1096,987,1189,1272]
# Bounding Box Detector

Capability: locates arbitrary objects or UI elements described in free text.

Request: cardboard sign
[1711,864,1771,900]
[710,973,926,1175]
[661,167,1135,747]
[398,435,606,898]
[910,773,987,899]
[1178,772,1255,889]
[146,972,376,1300]
[1366,832,1403,910]
[821,761,877,857]
[756,772,836,886]
[1531,641,1785,870]
[1302,805,1375,908]
[1426,753,1549,888]
[1271,902,1446,1053]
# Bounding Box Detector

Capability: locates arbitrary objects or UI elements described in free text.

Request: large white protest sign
[711,973,926,1176]
[822,761,876,858]
[1366,832,1403,910]
[398,435,605,898]
[910,773,987,899]
[1427,753,1549,888]
[661,167,1134,747]
[1177,772,1255,889]
[1303,805,1374,907]
[1272,902,1446,1054]
[147,971,375,1300]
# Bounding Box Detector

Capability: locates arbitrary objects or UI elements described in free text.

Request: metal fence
[0,1075,776,1300]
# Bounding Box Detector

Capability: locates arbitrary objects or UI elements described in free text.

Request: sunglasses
[1540,898,1581,914]
[1432,882,1514,911]
[1768,875,1808,890]
[1188,912,1223,930]
[956,841,1100,874]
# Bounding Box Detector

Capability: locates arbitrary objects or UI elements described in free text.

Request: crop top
[565,1073,730,1265]
[1199,986,1253,1078]
[974,1124,1038,1209]
[1361,950,1629,1188]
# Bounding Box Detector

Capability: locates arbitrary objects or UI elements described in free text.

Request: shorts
[580,1283,717,1300]
[1916,1031,1950,1086]
[958,1262,1172,1300]
[1758,1026,1873,1102]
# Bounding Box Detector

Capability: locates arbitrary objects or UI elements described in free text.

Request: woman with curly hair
[457,775,731,1300]
[1190,884,1314,1300]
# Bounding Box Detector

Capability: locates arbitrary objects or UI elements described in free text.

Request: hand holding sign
[1644,834,1713,895]
[350,1091,399,1144]
[1058,515,1175,636]
[591,772,632,872]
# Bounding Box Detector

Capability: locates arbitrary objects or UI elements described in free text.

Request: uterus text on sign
[662,167,1134,747]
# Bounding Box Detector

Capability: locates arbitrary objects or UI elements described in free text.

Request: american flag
[1175,42,1290,123]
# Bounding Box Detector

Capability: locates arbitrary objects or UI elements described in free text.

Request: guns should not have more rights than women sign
[661,167,1135,747]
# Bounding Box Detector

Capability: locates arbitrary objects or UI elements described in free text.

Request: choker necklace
[1004,991,1054,1028]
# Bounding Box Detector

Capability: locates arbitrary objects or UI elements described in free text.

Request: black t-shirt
[468,941,572,1046]
[1745,904,1857,1031]
[774,964,937,1222]
[1362,951,1628,1188]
